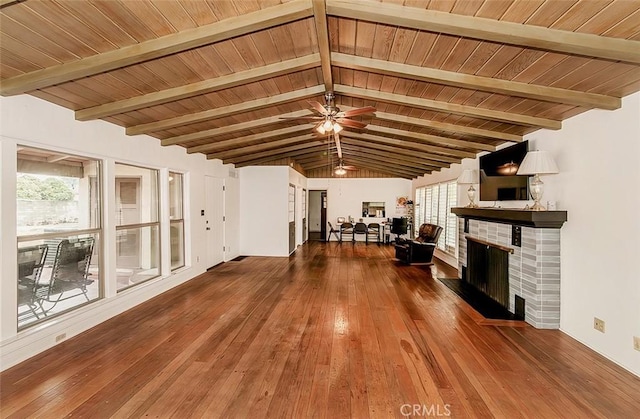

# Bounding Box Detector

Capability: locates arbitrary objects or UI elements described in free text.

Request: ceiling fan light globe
[323,119,333,131]
[335,167,347,175]
[316,124,326,135]
[333,122,343,133]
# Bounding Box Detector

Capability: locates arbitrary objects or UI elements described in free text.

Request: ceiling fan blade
[278,116,323,121]
[339,106,376,117]
[334,164,357,170]
[308,100,328,115]
[336,118,367,129]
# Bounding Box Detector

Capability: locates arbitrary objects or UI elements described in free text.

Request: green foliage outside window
[17,175,74,201]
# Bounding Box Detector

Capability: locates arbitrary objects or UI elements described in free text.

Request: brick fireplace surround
[451,208,567,329]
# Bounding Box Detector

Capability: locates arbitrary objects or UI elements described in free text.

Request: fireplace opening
[440,236,525,321]
[465,238,510,308]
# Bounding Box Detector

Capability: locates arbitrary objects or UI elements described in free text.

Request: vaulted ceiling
[1,0,639,179]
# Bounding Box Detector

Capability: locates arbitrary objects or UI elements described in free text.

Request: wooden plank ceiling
[1,0,639,179]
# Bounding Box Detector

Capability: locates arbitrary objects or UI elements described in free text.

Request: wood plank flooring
[2,242,639,418]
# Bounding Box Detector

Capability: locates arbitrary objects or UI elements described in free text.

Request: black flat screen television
[479,141,529,201]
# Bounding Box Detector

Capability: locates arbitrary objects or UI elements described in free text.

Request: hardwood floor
[2,242,639,418]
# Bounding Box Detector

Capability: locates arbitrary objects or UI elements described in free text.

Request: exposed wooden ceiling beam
[232,148,330,166]
[335,85,561,130]
[218,139,324,162]
[0,0,314,96]
[339,145,439,171]
[335,105,497,151]
[235,145,330,166]
[366,124,493,153]
[335,157,420,178]
[373,111,521,143]
[160,109,314,146]
[76,54,320,121]
[341,130,468,161]
[326,0,640,65]
[127,85,325,135]
[339,136,449,168]
[347,156,427,176]
[207,134,317,160]
[332,53,619,110]
[345,157,427,177]
[187,125,312,154]
[311,0,333,92]
[0,0,25,9]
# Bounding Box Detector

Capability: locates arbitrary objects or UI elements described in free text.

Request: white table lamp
[516,150,559,211]
[457,169,478,208]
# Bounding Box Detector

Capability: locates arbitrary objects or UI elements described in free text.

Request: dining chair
[353,222,368,243]
[366,223,380,244]
[339,222,354,243]
[327,222,341,241]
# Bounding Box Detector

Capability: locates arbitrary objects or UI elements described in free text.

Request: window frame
[114,162,161,291]
[16,145,104,330]
[414,180,458,257]
[169,171,185,271]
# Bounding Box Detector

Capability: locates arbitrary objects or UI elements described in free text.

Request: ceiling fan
[280,92,376,135]
[334,158,357,176]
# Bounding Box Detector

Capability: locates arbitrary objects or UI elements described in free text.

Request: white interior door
[116,178,140,268]
[205,176,225,268]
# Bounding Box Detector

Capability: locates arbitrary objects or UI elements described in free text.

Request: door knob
[206,227,211,230]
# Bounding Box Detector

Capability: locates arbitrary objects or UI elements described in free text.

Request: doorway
[288,184,295,254]
[308,190,327,241]
[205,176,225,268]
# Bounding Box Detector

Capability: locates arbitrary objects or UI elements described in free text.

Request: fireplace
[465,238,510,308]
[452,207,567,329]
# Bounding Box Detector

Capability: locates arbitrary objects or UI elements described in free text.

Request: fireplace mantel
[451,207,567,228]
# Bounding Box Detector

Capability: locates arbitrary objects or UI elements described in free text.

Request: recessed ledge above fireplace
[451,207,567,229]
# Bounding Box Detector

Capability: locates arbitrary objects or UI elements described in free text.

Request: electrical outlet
[594,317,605,333]
[55,333,66,342]
[633,336,640,352]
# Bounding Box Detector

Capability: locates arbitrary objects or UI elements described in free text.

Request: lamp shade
[457,169,477,185]
[517,150,559,175]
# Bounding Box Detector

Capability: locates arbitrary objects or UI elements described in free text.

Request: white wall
[239,166,289,256]
[413,92,640,377]
[307,177,412,240]
[0,95,239,370]
[531,92,640,377]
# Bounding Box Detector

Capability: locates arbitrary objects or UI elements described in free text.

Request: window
[16,146,102,329]
[169,172,185,271]
[414,180,458,256]
[115,163,160,290]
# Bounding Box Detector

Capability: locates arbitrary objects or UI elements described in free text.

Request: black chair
[39,238,95,313]
[17,244,48,319]
[390,217,408,240]
[395,223,443,264]
[327,222,340,241]
[339,222,354,243]
[353,222,368,242]
[366,223,380,244]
